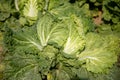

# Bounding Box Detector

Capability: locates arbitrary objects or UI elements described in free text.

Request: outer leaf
[0,12,10,21]
[41,45,58,59]
[14,26,43,53]
[50,66,74,80]
[0,0,14,12]
[3,45,55,80]
[48,0,69,10]
[50,1,95,33]
[78,33,119,73]
[71,67,89,80]
[87,65,120,80]
[52,69,71,80]
[3,53,42,80]
[50,3,80,19]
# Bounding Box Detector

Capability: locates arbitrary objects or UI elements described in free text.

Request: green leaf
[90,0,96,2]
[50,3,79,19]
[71,67,89,80]
[102,6,112,21]
[53,69,71,80]
[0,12,10,21]
[50,66,74,80]
[78,33,119,73]
[37,14,68,47]
[48,0,69,10]
[3,52,42,80]
[63,15,85,55]
[13,26,43,53]
[0,0,14,12]
[23,0,38,20]
[41,45,58,59]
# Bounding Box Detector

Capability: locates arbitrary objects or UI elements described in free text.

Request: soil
[0,46,3,62]
[93,11,103,25]
[0,46,3,79]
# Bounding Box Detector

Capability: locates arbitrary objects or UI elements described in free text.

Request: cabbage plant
[2,0,120,80]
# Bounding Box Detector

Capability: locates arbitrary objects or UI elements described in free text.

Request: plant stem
[14,0,19,11]
[43,0,50,14]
